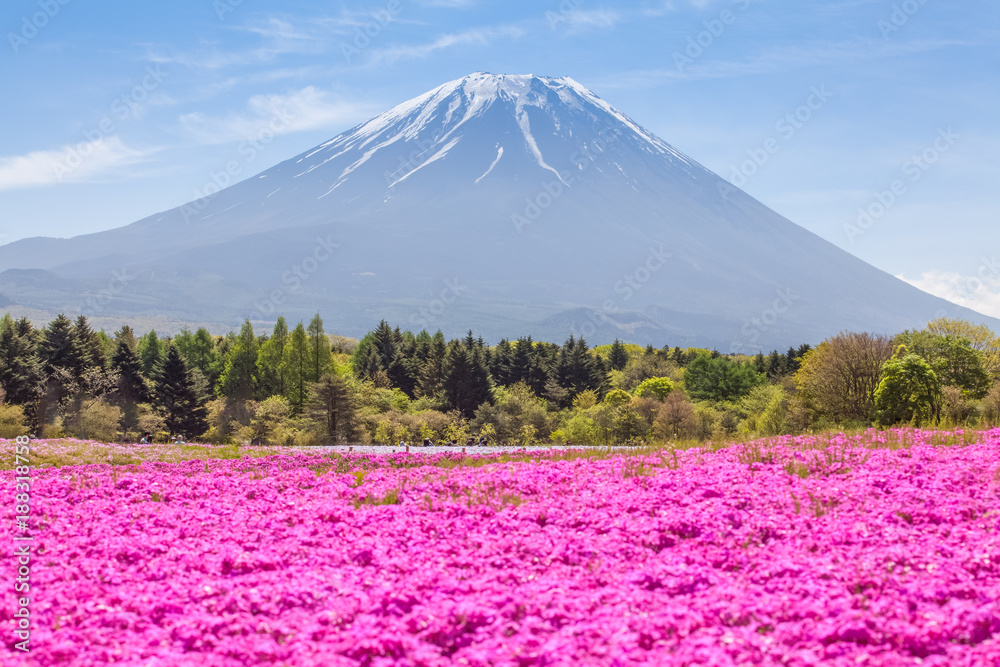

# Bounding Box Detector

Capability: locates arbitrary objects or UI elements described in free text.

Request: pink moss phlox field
[2,431,1000,666]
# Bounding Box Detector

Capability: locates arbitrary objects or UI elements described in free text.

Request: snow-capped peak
[291,72,703,194]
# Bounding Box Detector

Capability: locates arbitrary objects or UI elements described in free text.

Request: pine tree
[555,336,604,402]
[753,353,766,374]
[175,327,220,383]
[217,320,258,403]
[306,373,358,443]
[154,344,207,438]
[306,314,331,383]
[110,326,148,433]
[608,339,629,371]
[785,347,801,374]
[36,314,86,424]
[443,340,492,417]
[0,317,42,411]
[766,351,783,379]
[389,330,419,397]
[283,322,310,412]
[370,320,399,369]
[417,330,447,398]
[357,343,384,382]
[73,315,107,372]
[491,339,513,386]
[138,330,164,379]
[257,317,289,398]
[509,337,534,386]
[40,314,85,379]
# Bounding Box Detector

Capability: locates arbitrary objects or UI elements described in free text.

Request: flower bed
[2,430,999,665]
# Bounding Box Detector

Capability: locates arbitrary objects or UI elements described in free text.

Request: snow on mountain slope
[0,72,995,348]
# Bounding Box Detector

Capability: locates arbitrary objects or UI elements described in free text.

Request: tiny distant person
[423,438,433,447]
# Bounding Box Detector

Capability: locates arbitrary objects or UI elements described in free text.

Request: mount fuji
[1,72,995,349]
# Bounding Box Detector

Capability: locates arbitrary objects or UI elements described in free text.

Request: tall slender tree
[257,317,289,398]
[217,320,258,403]
[283,322,310,412]
[138,330,164,379]
[417,330,447,398]
[110,326,148,433]
[73,315,108,372]
[306,314,332,383]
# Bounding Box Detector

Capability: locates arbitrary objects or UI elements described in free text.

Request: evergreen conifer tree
[443,340,492,417]
[283,322,310,412]
[608,339,629,371]
[306,314,332,383]
[155,344,208,438]
[257,317,289,398]
[217,320,258,403]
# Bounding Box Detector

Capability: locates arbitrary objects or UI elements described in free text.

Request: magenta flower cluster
[2,431,999,666]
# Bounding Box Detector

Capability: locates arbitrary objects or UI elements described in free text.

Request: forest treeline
[0,312,998,445]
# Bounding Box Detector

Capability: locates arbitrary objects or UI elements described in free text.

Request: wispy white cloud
[146,15,352,69]
[561,9,621,34]
[178,86,376,145]
[0,137,154,191]
[592,37,970,88]
[901,269,1000,319]
[640,0,716,17]
[366,24,526,65]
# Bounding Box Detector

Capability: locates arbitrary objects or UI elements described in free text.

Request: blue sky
[2,0,999,316]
